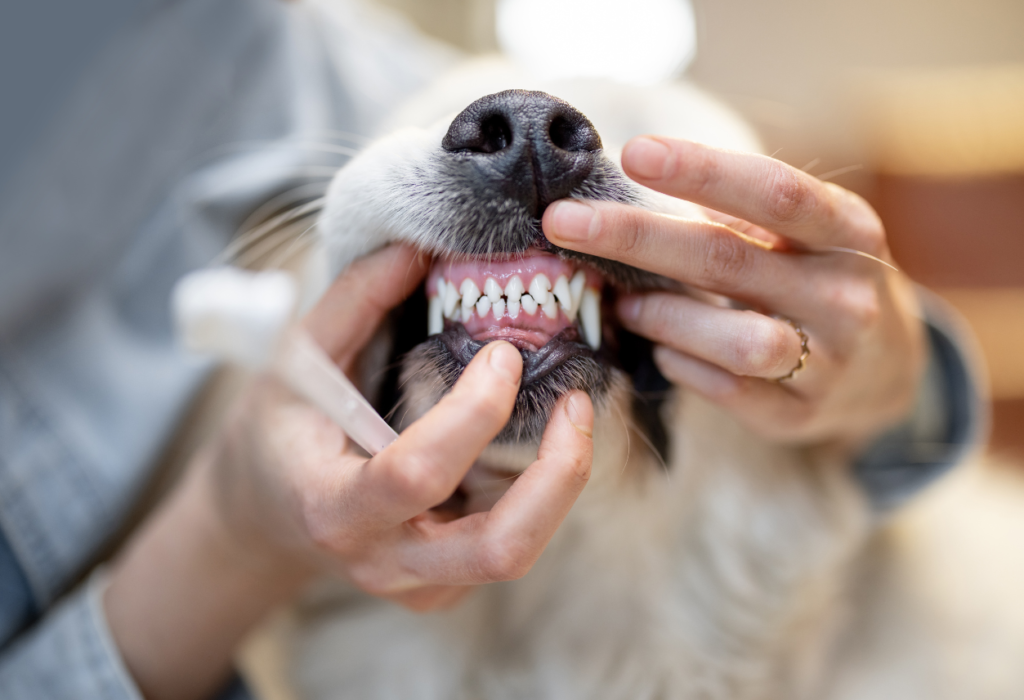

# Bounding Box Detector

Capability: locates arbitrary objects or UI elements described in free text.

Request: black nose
[441,90,602,219]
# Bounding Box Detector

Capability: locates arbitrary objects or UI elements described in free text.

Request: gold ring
[770,316,810,383]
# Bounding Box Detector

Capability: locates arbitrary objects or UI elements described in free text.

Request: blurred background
[2,0,1022,455]
[376,0,1024,459]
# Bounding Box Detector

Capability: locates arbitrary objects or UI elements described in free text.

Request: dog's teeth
[569,271,586,318]
[529,274,551,305]
[541,296,558,319]
[484,277,503,302]
[552,275,572,313]
[443,280,460,318]
[505,275,524,303]
[520,293,538,315]
[428,295,443,335]
[460,279,480,312]
[476,296,491,318]
[507,297,521,319]
[579,288,601,350]
[460,304,473,323]
[491,298,505,319]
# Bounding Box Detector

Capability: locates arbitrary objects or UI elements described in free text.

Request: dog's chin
[403,324,612,444]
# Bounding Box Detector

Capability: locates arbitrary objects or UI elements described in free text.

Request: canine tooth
[529,273,551,305]
[484,277,503,302]
[507,298,521,319]
[520,293,538,315]
[541,296,558,319]
[443,280,460,318]
[460,279,481,313]
[476,296,491,318]
[569,270,586,317]
[579,288,601,350]
[491,298,505,319]
[505,275,524,302]
[428,295,443,335]
[552,275,572,313]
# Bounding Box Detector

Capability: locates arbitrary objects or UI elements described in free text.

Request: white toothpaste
[172,267,399,456]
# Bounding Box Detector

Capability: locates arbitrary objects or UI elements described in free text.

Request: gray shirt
[0,0,453,696]
[0,1,982,697]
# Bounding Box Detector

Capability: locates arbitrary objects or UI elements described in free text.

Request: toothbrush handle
[276,329,399,456]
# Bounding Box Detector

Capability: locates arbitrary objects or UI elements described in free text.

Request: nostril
[548,114,601,152]
[480,114,512,153]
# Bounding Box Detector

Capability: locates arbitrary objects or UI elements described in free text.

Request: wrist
[105,452,313,700]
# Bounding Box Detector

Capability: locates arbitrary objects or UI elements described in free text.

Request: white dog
[237,61,1024,700]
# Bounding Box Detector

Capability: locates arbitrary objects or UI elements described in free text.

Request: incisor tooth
[552,275,572,313]
[541,296,558,319]
[579,288,601,350]
[428,295,443,335]
[476,296,491,318]
[521,293,538,315]
[484,277,503,302]
[507,298,521,319]
[491,298,506,319]
[529,274,551,305]
[443,280,460,318]
[460,279,480,312]
[460,304,473,323]
[569,271,586,316]
[505,276,524,302]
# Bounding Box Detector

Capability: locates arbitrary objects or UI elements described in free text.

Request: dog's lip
[437,322,597,386]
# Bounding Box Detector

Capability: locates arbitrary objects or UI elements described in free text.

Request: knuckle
[839,281,882,329]
[685,148,721,195]
[388,453,449,506]
[612,210,650,259]
[732,314,793,376]
[827,184,888,254]
[701,231,756,286]
[479,538,532,582]
[765,167,815,224]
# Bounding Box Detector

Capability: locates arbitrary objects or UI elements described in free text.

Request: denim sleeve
[853,291,986,513]
[0,571,140,699]
[0,565,255,700]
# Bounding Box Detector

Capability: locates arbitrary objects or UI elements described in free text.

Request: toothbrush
[172,267,399,456]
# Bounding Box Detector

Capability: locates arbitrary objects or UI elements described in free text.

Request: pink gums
[427,249,603,352]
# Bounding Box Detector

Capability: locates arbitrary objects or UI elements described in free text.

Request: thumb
[302,244,428,366]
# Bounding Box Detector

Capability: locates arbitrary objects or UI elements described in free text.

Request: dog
[235,61,1024,700]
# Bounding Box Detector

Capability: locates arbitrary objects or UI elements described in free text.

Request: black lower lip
[437,321,601,385]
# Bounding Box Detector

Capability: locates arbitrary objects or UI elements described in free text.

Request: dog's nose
[441,90,602,219]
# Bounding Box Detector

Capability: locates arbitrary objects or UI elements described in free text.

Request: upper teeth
[428,271,601,350]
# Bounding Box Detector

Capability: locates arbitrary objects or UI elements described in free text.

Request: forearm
[104,450,312,700]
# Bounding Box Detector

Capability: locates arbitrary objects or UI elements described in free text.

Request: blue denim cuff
[0,571,140,699]
[853,291,986,513]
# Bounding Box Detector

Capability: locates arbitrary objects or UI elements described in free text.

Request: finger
[618,293,804,379]
[386,585,474,613]
[651,346,817,443]
[303,244,428,364]
[619,136,886,254]
[544,198,808,311]
[395,391,594,586]
[351,341,523,527]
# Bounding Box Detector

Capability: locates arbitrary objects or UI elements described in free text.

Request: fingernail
[547,200,598,243]
[488,341,522,385]
[617,296,643,323]
[623,137,670,180]
[564,392,594,438]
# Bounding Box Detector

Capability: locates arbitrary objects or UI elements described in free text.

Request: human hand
[106,245,593,700]
[208,245,595,611]
[542,136,926,450]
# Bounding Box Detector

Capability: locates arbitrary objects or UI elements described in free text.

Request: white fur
[237,59,1024,700]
